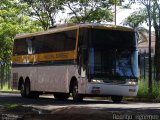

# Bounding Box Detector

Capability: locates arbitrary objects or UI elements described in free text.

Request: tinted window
[13,39,27,55]
[13,30,77,56]
[33,30,77,53]
[92,29,136,49]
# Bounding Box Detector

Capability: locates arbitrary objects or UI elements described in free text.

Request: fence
[139,53,156,80]
[0,61,11,89]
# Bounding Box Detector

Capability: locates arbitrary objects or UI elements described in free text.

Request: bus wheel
[25,81,31,98]
[72,82,83,101]
[111,96,123,103]
[54,93,69,100]
[20,83,26,97]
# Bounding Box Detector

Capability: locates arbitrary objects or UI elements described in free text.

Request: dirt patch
[1,106,160,120]
[1,106,115,120]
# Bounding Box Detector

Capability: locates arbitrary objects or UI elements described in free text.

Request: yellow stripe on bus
[38,51,77,62]
[12,55,28,63]
[12,51,77,64]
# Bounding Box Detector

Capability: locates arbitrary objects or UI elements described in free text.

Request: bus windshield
[88,29,138,80]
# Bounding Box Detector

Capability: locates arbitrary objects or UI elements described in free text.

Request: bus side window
[13,39,28,55]
[65,30,76,51]
[32,36,43,54]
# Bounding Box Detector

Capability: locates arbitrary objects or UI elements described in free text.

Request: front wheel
[72,82,83,101]
[111,96,123,103]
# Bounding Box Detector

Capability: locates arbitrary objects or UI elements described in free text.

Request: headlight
[127,81,137,85]
[126,79,137,85]
[91,79,103,83]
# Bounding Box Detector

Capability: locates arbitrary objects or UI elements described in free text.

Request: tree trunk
[155,25,160,80]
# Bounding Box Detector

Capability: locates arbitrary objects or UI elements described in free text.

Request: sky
[113,3,153,30]
[56,2,152,30]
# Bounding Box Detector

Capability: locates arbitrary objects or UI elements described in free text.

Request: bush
[137,80,148,98]
[152,82,160,100]
[137,79,160,101]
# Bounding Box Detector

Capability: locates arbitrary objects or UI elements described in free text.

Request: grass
[0,83,18,92]
[137,80,148,98]
[2,103,18,109]
[151,81,160,100]
[136,79,160,102]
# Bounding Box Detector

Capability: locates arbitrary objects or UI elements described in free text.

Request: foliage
[0,0,42,62]
[137,79,160,101]
[123,9,148,28]
[109,0,122,5]
[65,0,113,23]
[137,80,148,98]
[0,80,18,91]
[123,9,148,44]
[123,1,160,43]
[20,0,65,30]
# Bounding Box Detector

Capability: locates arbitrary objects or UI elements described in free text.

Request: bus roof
[15,23,135,39]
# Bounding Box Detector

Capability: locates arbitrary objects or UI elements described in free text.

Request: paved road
[0,92,160,120]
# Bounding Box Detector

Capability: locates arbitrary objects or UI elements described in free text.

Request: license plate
[91,89,100,94]
[129,89,136,92]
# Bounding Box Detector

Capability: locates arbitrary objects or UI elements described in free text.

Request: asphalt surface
[0,92,160,120]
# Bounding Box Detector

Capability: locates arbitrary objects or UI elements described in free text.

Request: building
[138,32,155,56]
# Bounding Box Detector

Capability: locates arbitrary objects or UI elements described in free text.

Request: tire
[111,96,123,103]
[20,83,26,98]
[25,81,31,98]
[25,81,39,98]
[54,93,69,100]
[72,82,83,101]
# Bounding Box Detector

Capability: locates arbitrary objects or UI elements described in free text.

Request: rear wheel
[25,80,39,98]
[111,96,123,103]
[25,81,31,98]
[20,79,39,98]
[54,93,69,100]
[20,83,26,97]
[72,82,83,101]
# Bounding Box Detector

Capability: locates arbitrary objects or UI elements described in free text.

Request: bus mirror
[81,67,86,77]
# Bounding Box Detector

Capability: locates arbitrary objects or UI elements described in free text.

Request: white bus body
[12,24,138,102]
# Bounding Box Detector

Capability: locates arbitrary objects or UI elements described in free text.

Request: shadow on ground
[0,94,160,120]
[1,106,160,120]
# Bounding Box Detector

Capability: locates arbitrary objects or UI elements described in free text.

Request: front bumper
[86,83,138,96]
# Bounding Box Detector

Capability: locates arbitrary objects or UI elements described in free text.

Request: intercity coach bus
[12,24,138,103]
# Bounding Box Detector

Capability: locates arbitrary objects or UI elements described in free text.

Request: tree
[0,0,42,62]
[123,0,160,81]
[123,10,149,44]
[152,0,160,81]
[20,0,65,30]
[0,0,43,89]
[65,0,113,23]
[139,0,160,82]
[123,0,160,97]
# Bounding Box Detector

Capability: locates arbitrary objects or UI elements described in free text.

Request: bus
[12,24,138,103]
